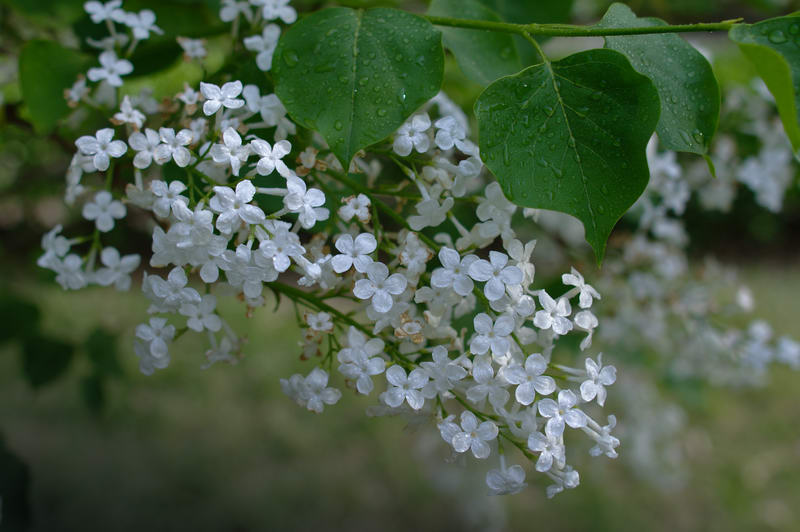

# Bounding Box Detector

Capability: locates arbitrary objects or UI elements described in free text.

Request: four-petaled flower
[393,113,431,156]
[82,190,126,232]
[537,389,587,437]
[353,262,407,314]
[331,233,376,274]
[87,51,133,87]
[562,267,601,308]
[200,80,245,115]
[210,127,251,176]
[533,291,573,335]
[337,327,386,395]
[440,411,498,459]
[469,313,514,357]
[75,128,127,172]
[431,247,478,296]
[505,353,556,405]
[468,251,523,301]
[527,431,565,472]
[251,138,292,177]
[579,354,616,406]
[210,180,266,234]
[154,127,193,167]
[380,365,428,410]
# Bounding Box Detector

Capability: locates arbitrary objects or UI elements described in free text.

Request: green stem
[423,15,741,37]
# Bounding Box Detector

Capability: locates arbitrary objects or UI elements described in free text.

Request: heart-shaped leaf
[475,49,660,261]
[427,0,520,86]
[730,15,800,157]
[600,3,720,158]
[273,7,444,168]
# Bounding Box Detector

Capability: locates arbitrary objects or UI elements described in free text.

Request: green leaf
[477,0,574,65]
[730,15,800,156]
[18,40,92,133]
[80,374,106,414]
[85,328,123,378]
[427,0,520,86]
[599,3,719,156]
[273,7,444,168]
[0,432,32,531]
[0,293,40,343]
[21,335,74,389]
[475,49,660,261]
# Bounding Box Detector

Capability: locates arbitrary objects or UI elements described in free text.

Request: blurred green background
[1,0,800,531]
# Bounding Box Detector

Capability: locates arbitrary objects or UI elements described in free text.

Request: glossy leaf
[730,15,800,156]
[475,49,660,261]
[600,3,719,156]
[18,40,91,133]
[273,7,444,168]
[427,0,520,86]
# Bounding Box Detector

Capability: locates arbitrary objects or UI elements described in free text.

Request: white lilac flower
[38,224,70,268]
[527,431,565,472]
[82,191,126,232]
[147,267,201,310]
[433,115,472,153]
[255,0,297,24]
[113,95,145,129]
[486,462,527,495]
[468,251,523,301]
[283,176,329,229]
[84,0,122,23]
[579,354,616,406]
[339,194,371,222]
[150,180,188,218]
[94,247,140,290]
[353,262,407,314]
[337,327,386,395]
[54,254,88,290]
[505,353,556,405]
[506,238,536,286]
[75,128,127,172]
[533,291,573,335]
[466,356,510,410]
[210,180,266,234]
[546,467,580,499]
[200,80,244,115]
[87,51,133,87]
[243,24,281,71]
[562,267,601,308]
[135,317,175,359]
[210,127,250,176]
[285,368,341,413]
[380,365,428,410]
[574,310,598,350]
[537,389,587,437]
[218,244,277,298]
[154,128,193,167]
[331,233,376,274]
[431,247,478,296]
[257,221,304,271]
[122,9,163,40]
[420,345,467,398]
[393,113,431,156]
[250,138,292,177]
[306,311,333,332]
[589,415,620,458]
[408,197,454,231]
[446,410,498,459]
[179,294,222,332]
[469,313,514,357]
[129,128,161,169]
[219,0,252,22]
[177,37,207,59]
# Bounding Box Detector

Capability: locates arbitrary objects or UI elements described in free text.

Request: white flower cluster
[40,0,624,499]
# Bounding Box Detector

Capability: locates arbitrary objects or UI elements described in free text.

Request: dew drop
[282,49,299,67]
[790,23,800,35]
[768,29,788,44]
[377,108,387,117]
[334,120,344,131]
[597,205,606,214]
